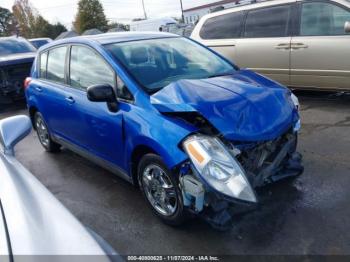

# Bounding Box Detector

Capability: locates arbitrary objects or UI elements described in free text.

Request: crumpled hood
[151,69,299,141]
[0,52,35,67]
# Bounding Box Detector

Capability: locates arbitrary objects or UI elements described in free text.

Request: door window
[244,5,291,38]
[300,2,350,36]
[47,46,67,84]
[69,45,115,90]
[199,11,243,39]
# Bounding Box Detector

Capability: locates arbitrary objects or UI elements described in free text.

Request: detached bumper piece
[180,130,303,230]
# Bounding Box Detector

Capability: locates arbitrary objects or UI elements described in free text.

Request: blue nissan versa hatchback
[25,32,303,229]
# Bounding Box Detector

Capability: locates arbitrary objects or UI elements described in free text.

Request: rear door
[290,0,350,90]
[234,4,293,86]
[62,45,126,169]
[35,46,71,137]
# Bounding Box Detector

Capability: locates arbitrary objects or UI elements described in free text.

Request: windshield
[105,37,236,93]
[0,38,36,56]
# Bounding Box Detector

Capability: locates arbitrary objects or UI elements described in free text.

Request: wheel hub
[142,164,178,216]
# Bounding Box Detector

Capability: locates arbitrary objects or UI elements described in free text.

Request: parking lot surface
[1,91,350,255]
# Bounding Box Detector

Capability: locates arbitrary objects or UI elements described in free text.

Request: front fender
[123,106,196,173]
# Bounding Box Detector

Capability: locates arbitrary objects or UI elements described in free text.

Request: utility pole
[142,0,147,19]
[179,0,184,23]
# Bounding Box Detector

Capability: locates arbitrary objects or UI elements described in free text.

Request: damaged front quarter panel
[151,69,304,229]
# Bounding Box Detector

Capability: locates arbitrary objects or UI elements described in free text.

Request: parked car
[0,36,36,104]
[0,115,118,258]
[29,37,53,49]
[191,0,350,91]
[25,32,303,229]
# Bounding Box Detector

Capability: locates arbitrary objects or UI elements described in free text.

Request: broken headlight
[183,135,257,203]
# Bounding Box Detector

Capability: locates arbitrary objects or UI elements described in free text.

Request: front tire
[138,154,186,225]
[34,112,61,152]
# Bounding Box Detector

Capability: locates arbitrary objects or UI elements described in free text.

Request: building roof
[55,31,79,40]
[82,29,103,36]
[184,0,239,12]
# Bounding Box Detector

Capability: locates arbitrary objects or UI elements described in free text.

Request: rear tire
[34,112,61,153]
[138,153,186,226]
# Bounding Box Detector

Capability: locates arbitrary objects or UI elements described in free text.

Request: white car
[0,115,120,259]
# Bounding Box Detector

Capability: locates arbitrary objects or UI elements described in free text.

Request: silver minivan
[191,0,350,91]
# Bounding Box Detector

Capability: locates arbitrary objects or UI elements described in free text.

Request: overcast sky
[1,0,219,29]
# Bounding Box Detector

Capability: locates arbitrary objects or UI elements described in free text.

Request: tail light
[24,77,32,89]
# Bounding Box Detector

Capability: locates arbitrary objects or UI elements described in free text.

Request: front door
[290,1,350,90]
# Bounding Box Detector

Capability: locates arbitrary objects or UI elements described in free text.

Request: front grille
[226,131,297,186]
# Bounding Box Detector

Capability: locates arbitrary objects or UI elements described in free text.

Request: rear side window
[200,11,243,39]
[300,2,350,36]
[244,5,291,38]
[47,46,67,84]
[69,45,115,90]
[39,52,48,78]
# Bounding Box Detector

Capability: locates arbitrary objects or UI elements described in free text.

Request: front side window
[300,2,350,36]
[47,46,67,84]
[69,46,115,90]
[105,37,235,93]
[200,11,243,39]
[244,5,291,38]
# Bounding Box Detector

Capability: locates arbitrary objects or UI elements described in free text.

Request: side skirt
[54,136,133,185]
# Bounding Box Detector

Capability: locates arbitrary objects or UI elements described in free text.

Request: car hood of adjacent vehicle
[151,69,298,142]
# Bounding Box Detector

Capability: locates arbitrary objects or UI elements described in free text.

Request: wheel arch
[29,106,38,129]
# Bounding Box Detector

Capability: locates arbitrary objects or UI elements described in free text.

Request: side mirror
[87,84,118,112]
[345,21,350,33]
[0,115,32,156]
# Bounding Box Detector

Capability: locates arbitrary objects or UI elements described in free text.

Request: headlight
[291,93,300,110]
[183,135,257,203]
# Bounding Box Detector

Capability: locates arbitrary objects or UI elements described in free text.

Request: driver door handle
[275,43,290,50]
[291,43,308,49]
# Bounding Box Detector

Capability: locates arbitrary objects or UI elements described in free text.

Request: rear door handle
[65,96,75,104]
[275,43,290,50]
[35,86,42,92]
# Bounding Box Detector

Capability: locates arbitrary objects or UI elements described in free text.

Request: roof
[29,38,52,41]
[184,0,239,12]
[78,31,178,44]
[42,32,179,50]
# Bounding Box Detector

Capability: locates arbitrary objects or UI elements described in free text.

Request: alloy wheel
[142,164,178,216]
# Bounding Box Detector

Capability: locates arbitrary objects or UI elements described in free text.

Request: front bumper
[179,131,303,229]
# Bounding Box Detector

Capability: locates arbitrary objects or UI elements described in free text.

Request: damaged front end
[150,70,304,229]
[178,127,303,230]
[0,63,32,103]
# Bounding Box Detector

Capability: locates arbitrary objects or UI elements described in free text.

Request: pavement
[1,91,350,255]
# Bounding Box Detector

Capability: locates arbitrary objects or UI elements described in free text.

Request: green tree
[0,7,17,36]
[48,22,67,39]
[73,0,108,34]
[11,0,67,39]
[12,0,37,38]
